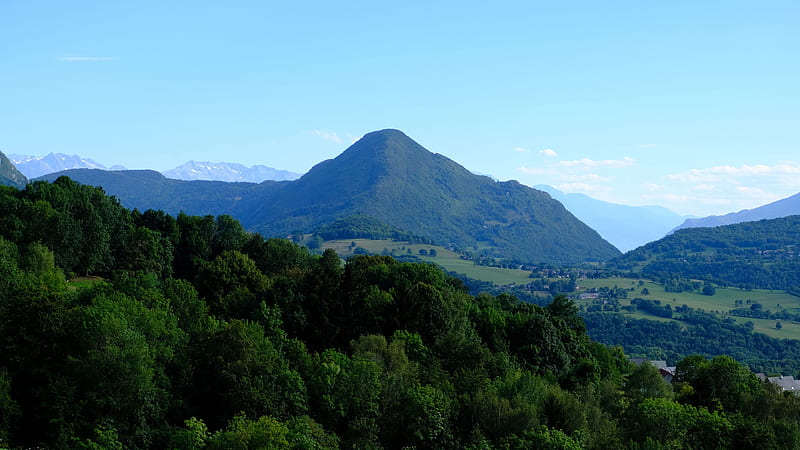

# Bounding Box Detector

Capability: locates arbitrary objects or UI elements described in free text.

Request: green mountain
[616,215,800,290]
[36,169,287,218]
[36,130,620,264]
[242,129,619,263]
[0,151,27,189]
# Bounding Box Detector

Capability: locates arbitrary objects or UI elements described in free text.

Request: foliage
[0,179,797,449]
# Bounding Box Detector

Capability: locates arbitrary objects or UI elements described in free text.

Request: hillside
[242,129,620,263]
[36,169,287,218]
[616,215,800,290]
[673,191,800,231]
[536,185,686,251]
[39,130,620,264]
[0,151,27,189]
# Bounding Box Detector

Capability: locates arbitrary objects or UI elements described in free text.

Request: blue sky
[2,1,798,216]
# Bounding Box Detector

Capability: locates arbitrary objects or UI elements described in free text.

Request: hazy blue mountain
[0,151,27,189]
[162,160,300,182]
[242,129,620,263]
[9,153,115,179]
[535,185,687,252]
[673,192,800,231]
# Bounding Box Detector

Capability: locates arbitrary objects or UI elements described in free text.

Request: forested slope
[617,215,800,290]
[1,178,799,449]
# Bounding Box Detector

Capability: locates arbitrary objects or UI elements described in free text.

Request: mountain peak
[249,129,620,263]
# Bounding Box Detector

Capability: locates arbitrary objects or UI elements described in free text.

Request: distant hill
[0,151,27,189]
[673,192,800,231]
[162,160,300,182]
[38,130,620,264]
[616,215,800,290]
[535,185,687,252]
[241,129,620,264]
[10,153,114,178]
[35,169,287,218]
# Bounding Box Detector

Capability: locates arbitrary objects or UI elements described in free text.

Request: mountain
[242,129,620,263]
[162,161,300,182]
[616,215,800,290]
[35,169,287,218]
[9,153,114,179]
[673,192,800,231]
[535,185,687,252]
[0,151,27,189]
[36,130,620,264]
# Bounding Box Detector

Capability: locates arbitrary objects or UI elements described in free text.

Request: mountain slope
[243,129,620,263]
[36,130,620,264]
[10,153,113,178]
[162,160,300,182]
[616,215,800,289]
[0,151,27,189]
[535,185,686,252]
[673,192,800,231]
[35,169,287,218]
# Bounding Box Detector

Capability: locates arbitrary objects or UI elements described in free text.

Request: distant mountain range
[534,185,687,252]
[162,160,300,182]
[36,129,621,264]
[673,192,800,231]
[0,151,27,189]
[11,153,299,183]
[9,153,116,179]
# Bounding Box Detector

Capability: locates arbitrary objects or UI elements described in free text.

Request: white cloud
[517,166,553,175]
[560,173,612,183]
[692,184,716,191]
[641,183,664,191]
[666,163,800,183]
[513,147,530,153]
[559,156,634,169]
[311,130,343,144]
[556,182,613,195]
[539,148,557,157]
[56,56,117,61]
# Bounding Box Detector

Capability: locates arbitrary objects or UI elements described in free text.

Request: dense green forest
[2,177,800,449]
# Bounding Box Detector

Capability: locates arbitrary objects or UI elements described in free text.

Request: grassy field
[577,277,800,340]
[68,275,105,290]
[322,239,533,285]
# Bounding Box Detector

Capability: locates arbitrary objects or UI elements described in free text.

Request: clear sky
[2,1,798,216]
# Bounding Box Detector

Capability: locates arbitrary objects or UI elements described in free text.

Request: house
[756,373,800,392]
[630,358,677,383]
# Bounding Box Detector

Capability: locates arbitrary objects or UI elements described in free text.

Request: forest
[2,177,800,449]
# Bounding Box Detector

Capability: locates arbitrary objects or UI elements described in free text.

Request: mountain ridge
[162,160,300,182]
[35,129,621,264]
[673,192,800,231]
[237,129,621,263]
